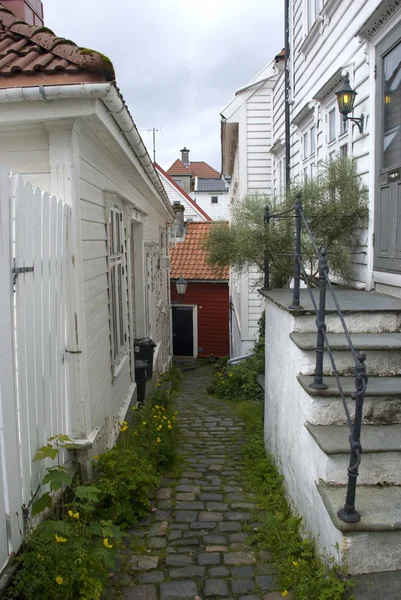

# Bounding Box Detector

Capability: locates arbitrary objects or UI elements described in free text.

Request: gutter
[235,72,276,96]
[0,83,175,219]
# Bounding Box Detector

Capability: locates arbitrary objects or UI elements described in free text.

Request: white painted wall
[157,168,208,222]
[0,105,172,458]
[194,191,230,221]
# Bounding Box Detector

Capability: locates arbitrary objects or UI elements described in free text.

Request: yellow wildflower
[55,534,67,543]
[120,424,129,432]
[155,405,159,409]
[157,437,161,443]
[292,561,299,567]
[142,421,147,426]
[163,416,167,420]
[282,591,288,597]
[132,406,138,411]
[93,455,99,460]
[168,424,172,429]
[56,576,63,585]
[229,373,233,377]
[103,538,113,548]
[157,383,161,387]
[68,510,79,519]
[37,554,44,562]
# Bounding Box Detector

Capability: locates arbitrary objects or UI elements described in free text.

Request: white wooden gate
[0,166,71,573]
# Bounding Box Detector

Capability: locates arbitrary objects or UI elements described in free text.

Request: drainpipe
[284,0,291,189]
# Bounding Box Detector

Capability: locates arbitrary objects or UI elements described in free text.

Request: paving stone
[199,511,223,521]
[226,492,247,501]
[155,509,171,521]
[176,501,204,510]
[158,500,172,509]
[231,502,257,510]
[224,552,256,566]
[183,530,204,538]
[206,502,228,511]
[156,488,172,500]
[160,581,198,600]
[230,542,249,551]
[190,521,217,529]
[255,564,276,576]
[138,572,165,583]
[169,566,206,578]
[198,553,221,565]
[169,523,188,530]
[232,566,254,578]
[229,533,249,543]
[175,510,198,522]
[182,471,200,478]
[176,492,196,501]
[263,594,293,600]
[256,576,275,590]
[167,530,182,542]
[199,493,224,501]
[208,566,230,577]
[165,555,193,567]
[122,585,157,600]
[225,511,253,521]
[219,521,242,532]
[204,579,230,597]
[209,464,223,471]
[147,537,166,549]
[147,521,168,537]
[129,555,159,571]
[203,534,227,544]
[239,596,261,600]
[232,580,254,594]
[205,545,228,552]
[111,573,133,584]
[172,537,200,546]
[176,485,201,493]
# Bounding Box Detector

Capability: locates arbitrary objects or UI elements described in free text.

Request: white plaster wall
[194,191,229,221]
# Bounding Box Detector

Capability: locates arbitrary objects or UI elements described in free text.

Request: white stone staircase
[262,288,401,574]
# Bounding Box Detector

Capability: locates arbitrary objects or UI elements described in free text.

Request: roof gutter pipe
[0,83,174,218]
[284,0,291,189]
[235,74,275,96]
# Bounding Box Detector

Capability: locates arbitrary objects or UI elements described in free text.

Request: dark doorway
[375,25,401,273]
[172,306,194,356]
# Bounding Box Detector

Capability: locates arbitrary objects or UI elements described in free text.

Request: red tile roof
[170,222,229,281]
[167,159,220,179]
[155,163,212,222]
[0,3,115,83]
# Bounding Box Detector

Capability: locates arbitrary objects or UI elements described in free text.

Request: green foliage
[93,368,181,527]
[9,437,122,600]
[231,402,354,599]
[204,156,369,287]
[208,313,265,402]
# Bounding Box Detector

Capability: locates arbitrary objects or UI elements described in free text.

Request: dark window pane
[383,40,401,169]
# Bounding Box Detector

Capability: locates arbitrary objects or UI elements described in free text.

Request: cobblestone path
[112,365,283,600]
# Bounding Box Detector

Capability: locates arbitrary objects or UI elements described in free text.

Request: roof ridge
[0,3,115,80]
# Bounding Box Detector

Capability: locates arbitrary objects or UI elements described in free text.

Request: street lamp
[335,73,364,134]
[172,274,188,304]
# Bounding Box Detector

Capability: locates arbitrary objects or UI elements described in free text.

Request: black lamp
[335,73,364,134]
[172,274,188,304]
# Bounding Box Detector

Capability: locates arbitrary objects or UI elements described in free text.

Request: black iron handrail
[264,192,368,523]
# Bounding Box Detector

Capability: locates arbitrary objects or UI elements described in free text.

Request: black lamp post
[335,73,364,134]
[172,274,188,304]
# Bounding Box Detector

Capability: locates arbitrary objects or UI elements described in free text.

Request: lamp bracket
[346,114,364,134]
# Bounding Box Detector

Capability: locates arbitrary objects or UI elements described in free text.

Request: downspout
[284,0,291,189]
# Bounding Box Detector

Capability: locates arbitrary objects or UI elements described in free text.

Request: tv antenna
[139,127,163,163]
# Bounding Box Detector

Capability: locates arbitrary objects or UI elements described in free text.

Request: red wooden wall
[171,282,229,358]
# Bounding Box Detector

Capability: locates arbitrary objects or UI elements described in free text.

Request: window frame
[211,196,219,204]
[328,107,336,143]
[108,205,129,372]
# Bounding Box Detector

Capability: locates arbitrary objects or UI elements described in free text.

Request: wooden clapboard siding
[171,282,229,357]
[246,83,274,193]
[0,124,50,190]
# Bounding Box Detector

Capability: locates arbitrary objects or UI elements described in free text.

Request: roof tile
[167,159,220,179]
[170,222,229,281]
[0,4,115,81]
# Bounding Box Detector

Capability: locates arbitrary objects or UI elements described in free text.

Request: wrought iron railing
[264,192,368,523]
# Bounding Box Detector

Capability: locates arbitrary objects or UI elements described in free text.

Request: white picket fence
[0,165,71,573]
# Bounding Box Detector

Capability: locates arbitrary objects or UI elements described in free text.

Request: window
[310,125,316,154]
[306,0,322,31]
[108,207,128,365]
[328,109,336,142]
[303,131,309,159]
[211,196,219,204]
[340,144,348,158]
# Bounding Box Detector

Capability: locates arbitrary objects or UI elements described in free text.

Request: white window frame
[306,0,323,31]
[328,107,337,144]
[301,121,317,181]
[108,205,129,373]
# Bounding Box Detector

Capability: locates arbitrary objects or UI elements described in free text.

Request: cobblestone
[107,365,281,599]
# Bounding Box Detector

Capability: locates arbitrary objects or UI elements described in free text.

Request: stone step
[298,374,401,425]
[316,481,401,573]
[306,423,401,484]
[290,332,401,376]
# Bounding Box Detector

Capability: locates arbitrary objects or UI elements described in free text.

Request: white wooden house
[262,0,401,576]
[0,3,174,473]
[220,56,284,356]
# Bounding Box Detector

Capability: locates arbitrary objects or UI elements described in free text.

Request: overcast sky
[44,0,284,172]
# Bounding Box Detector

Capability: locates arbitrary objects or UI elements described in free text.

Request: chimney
[172,202,185,238]
[2,0,44,26]
[180,147,190,166]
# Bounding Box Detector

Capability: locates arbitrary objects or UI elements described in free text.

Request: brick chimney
[180,147,190,167]
[2,0,44,26]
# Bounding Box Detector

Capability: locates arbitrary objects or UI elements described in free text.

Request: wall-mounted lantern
[335,73,364,134]
[172,274,188,305]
